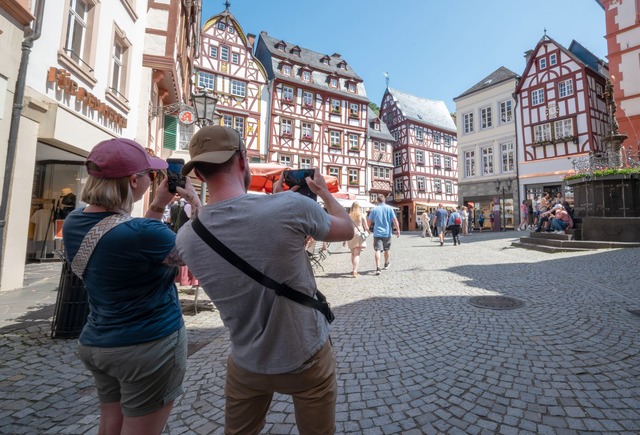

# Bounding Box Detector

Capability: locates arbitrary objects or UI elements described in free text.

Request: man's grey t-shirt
[176,192,331,374]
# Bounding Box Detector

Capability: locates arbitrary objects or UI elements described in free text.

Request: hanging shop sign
[178,109,195,125]
[47,67,128,129]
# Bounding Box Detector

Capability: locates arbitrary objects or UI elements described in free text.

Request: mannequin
[56,188,76,219]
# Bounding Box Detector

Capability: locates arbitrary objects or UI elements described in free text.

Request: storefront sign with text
[47,67,128,129]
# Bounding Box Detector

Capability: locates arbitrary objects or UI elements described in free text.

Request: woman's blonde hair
[81,175,135,213]
[349,201,363,222]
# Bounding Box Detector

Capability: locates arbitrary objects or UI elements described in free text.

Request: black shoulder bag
[191,217,335,324]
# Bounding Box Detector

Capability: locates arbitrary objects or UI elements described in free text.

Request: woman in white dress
[346,202,368,277]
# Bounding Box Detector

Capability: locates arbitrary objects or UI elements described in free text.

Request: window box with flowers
[330,143,341,149]
[349,145,359,151]
[281,131,292,137]
[331,108,341,114]
[303,102,313,108]
[301,134,313,141]
[349,111,359,119]
[281,97,293,104]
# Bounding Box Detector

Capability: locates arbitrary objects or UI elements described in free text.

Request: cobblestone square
[1,232,639,434]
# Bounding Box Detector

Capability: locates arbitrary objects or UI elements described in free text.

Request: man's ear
[194,168,205,182]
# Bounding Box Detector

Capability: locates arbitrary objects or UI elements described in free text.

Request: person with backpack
[448,206,463,246]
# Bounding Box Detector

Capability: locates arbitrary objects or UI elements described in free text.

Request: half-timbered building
[380,88,457,231]
[597,0,640,154]
[254,32,370,199]
[515,36,609,204]
[367,108,395,203]
[194,4,268,162]
[454,67,519,230]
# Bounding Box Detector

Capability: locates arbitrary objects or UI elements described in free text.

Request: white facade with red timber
[195,6,268,161]
[254,32,370,198]
[367,108,395,203]
[597,0,640,154]
[516,36,609,196]
[380,88,457,231]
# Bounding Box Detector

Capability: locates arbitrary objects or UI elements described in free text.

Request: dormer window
[338,61,347,70]
[275,41,286,51]
[347,82,356,94]
[282,65,292,76]
[291,46,301,57]
[302,70,311,82]
[320,56,330,65]
[330,78,338,88]
[374,121,380,131]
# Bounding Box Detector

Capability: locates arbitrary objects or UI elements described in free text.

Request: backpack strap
[191,217,334,323]
[71,214,132,277]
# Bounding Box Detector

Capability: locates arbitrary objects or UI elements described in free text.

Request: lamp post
[191,91,219,127]
[495,178,513,230]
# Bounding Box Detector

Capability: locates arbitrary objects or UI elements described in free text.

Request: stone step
[511,241,591,253]
[514,235,640,251]
[527,231,573,241]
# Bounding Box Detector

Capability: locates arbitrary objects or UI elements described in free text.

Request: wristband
[148,204,165,214]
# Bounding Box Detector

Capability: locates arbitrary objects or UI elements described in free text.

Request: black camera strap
[191,217,334,324]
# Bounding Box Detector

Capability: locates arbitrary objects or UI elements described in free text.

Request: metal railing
[571,149,640,175]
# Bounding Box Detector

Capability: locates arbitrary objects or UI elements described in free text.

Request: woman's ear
[129,174,139,189]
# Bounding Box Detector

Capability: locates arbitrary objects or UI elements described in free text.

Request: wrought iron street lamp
[191,91,219,127]
[495,178,513,230]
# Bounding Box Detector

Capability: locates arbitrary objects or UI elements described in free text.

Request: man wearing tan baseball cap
[176,125,354,434]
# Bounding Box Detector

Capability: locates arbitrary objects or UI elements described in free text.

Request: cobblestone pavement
[1,231,639,434]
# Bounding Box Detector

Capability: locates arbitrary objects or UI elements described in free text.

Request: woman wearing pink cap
[62,138,201,434]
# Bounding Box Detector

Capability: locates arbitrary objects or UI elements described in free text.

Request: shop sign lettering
[47,67,128,129]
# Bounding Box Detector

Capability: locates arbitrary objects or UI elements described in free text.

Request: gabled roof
[516,35,608,93]
[453,66,519,101]
[258,32,362,80]
[386,88,456,134]
[367,107,395,141]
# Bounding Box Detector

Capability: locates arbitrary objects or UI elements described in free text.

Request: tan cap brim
[182,150,236,175]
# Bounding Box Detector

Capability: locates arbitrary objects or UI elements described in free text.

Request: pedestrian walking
[421,210,433,239]
[448,207,463,245]
[62,138,201,435]
[175,126,354,434]
[478,209,485,232]
[367,194,400,275]
[518,200,529,231]
[460,206,469,236]
[434,204,448,246]
[347,201,369,277]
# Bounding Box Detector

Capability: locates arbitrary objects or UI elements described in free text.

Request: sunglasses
[138,170,158,182]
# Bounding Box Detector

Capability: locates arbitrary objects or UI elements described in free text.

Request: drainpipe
[0,0,45,284]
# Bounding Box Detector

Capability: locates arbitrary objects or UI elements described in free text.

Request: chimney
[524,49,533,64]
[247,33,256,50]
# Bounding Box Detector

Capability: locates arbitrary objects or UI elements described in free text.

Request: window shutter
[163,115,177,150]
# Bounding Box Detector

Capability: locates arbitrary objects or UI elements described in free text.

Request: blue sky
[202,0,607,113]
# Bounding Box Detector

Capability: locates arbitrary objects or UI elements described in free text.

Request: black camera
[282,169,316,201]
[166,158,186,193]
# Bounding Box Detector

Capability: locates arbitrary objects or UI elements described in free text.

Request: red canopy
[248,163,339,194]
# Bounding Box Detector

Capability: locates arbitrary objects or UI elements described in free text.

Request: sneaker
[383,262,390,270]
[375,268,381,276]
[517,228,521,231]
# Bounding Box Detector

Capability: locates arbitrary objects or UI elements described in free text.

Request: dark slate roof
[367,107,395,141]
[255,32,369,102]
[258,32,361,80]
[387,88,456,134]
[453,66,519,101]
[569,40,607,72]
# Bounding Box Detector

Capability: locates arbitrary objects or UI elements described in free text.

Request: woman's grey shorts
[77,326,187,417]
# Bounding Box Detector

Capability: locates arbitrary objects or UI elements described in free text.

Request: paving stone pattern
[0,232,639,434]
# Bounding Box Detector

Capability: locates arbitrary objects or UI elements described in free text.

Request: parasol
[248,163,339,194]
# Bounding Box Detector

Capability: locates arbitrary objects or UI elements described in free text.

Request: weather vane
[384,72,389,88]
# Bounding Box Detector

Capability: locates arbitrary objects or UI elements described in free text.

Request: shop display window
[29,162,87,260]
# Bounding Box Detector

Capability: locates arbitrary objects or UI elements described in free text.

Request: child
[478,210,485,232]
